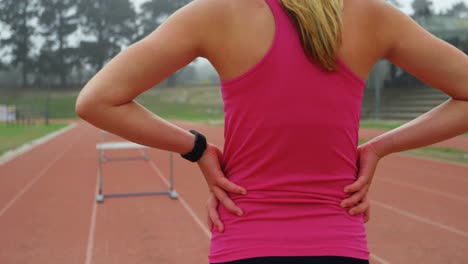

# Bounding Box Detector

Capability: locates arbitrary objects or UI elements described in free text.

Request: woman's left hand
[344,193,371,223]
[207,192,224,232]
[197,143,247,217]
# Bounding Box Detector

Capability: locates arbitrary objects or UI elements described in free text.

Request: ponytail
[280,0,344,71]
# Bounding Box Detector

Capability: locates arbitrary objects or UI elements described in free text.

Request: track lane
[0,123,99,264]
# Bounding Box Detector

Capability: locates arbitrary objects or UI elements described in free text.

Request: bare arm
[76,0,216,153]
[75,0,246,216]
[342,2,467,209]
[368,2,468,157]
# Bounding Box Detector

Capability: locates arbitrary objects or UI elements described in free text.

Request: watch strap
[180,130,207,162]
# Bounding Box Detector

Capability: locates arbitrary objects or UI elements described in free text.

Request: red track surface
[0,121,466,264]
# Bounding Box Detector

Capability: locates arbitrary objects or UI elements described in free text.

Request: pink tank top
[209,0,369,262]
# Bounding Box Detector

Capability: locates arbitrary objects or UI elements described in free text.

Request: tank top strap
[265,0,284,18]
[263,0,306,62]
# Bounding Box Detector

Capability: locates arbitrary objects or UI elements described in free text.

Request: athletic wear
[209,0,368,262]
[212,256,369,264]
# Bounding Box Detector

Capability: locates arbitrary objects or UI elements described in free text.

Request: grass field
[1,86,224,121]
[2,86,467,134]
[0,123,68,155]
[1,86,466,161]
[136,86,224,121]
[359,120,405,130]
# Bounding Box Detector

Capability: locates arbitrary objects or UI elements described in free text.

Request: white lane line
[148,160,211,238]
[0,131,80,218]
[370,253,391,264]
[0,123,77,166]
[372,201,468,238]
[84,175,99,264]
[376,178,468,203]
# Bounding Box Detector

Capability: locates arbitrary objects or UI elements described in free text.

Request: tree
[411,0,434,17]
[0,0,39,87]
[78,0,137,71]
[443,1,468,17]
[37,0,79,87]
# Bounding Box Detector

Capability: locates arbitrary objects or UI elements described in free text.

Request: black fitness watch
[180,130,207,162]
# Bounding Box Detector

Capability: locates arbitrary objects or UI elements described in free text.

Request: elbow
[75,97,88,120]
[75,89,95,121]
[75,99,86,120]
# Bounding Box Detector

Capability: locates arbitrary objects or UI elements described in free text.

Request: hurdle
[95,131,178,203]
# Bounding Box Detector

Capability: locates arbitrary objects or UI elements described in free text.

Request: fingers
[347,197,370,216]
[197,144,246,196]
[346,143,381,194]
[207,214,213,231]
[212,186,244,217]
[363,201,371,223]
[217,177,247,195]
[363,209,370,223]
[197,143,246,218]
[207,194,224,232]
[344,174,369,194]
[341,184,369,208]
[360,194,370,223]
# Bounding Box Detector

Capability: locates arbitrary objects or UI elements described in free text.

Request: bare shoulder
[351,0,405,21]
[335,0,400,77]
[349,0,440,58]
[343,0,396,19]
[342,0,443,61]
[346,0,468,100]
[186,0,234,18]
[344,0,408,56]
[167,0,233,32]
[154,0,233,57]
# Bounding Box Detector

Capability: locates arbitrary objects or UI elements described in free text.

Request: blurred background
[1,2,467,264]
[0,0,467,155]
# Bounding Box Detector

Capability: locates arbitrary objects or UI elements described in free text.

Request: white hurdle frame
[95,131,178,203]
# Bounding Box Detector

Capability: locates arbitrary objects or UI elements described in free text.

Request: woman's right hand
[340,142,382,219]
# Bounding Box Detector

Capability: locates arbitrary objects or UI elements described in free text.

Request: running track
[0,121,466,264]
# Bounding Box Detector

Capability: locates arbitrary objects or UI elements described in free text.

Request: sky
[131,0,468,15]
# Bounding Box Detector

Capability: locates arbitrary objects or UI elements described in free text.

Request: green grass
[2,90,79,119]
[1,86,226,122]
[137,87,224,122]
[358,138,467,164]
[136,86,224,122]
[2,86,467,132]
[0,123,68,155]
[3,86,466,163]
[359,120,404,130]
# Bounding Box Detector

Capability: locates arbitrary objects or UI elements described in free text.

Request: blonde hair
[280,0,344,71]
